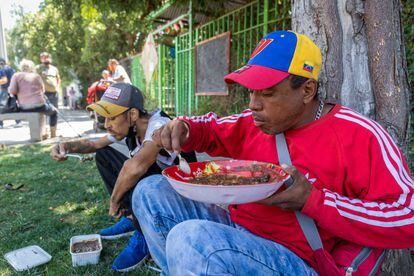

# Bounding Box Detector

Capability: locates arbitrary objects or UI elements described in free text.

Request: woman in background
[8,59,57,138]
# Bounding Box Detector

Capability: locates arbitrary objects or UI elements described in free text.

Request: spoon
[65,153,94,162]
[177,153,191,174]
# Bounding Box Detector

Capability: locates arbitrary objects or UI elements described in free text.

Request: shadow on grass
[0,144,157,275]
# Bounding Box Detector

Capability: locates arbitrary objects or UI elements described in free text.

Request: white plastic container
[70,234,102,267]
[4,245,52,271]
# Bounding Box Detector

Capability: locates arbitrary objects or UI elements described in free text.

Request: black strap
[275,133,323,251]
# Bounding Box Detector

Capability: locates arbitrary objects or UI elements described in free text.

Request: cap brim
[86,100,128,118]
[224,65,290,90]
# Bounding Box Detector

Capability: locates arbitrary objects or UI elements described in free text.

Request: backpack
[1,94,19,114]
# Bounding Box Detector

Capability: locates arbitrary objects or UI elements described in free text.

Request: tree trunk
[292,0,412,274]
[364,0,411,152]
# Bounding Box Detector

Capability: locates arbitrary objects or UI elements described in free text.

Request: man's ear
[302,79,318,104]
[129,108,140,122]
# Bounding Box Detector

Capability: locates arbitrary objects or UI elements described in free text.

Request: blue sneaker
[100,217,135,240]
[111,231,149,272]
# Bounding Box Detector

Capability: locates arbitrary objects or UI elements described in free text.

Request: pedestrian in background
[68,87,77,110]
[108,59,131,84]
[36,52,60,138]
[0,58,20,128]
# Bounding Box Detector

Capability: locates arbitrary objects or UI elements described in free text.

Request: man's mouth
[252,113,265,127]
[253,120,265,127]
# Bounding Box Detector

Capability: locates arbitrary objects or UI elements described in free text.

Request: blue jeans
[132,175,317,276]
[20,103,57,126]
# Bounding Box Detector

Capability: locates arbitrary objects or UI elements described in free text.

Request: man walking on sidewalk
[37,52,60,138]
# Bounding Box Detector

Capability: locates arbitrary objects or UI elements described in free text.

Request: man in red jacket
[132,31,414,275]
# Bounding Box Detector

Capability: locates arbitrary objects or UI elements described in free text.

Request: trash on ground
[4,245,52,271]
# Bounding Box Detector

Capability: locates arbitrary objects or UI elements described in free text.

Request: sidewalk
[0,106,106,146]
[0,107,220,161]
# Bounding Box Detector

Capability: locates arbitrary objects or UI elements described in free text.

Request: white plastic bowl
[70,234,102,267]
[163,160,289,204]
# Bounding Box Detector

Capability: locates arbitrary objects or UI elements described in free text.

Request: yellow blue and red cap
[224,30,322,90]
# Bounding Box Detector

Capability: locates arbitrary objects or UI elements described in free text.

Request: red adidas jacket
[180,104,414,268]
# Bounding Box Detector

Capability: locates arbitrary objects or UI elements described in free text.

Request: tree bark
[292,0,376,117]
[292,0,412,274]
[364,0,411,151]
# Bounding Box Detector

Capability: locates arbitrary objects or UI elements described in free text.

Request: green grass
[0,144,157,275]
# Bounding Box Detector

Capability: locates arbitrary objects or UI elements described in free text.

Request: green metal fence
[130,55,145,91]
[175,30,193,115]
[177,0,291,116]
[157,44,176,114]
[130,54,159,112]
[133,0,291,116]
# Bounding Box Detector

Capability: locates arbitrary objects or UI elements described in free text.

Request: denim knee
[166,220,214,271]
[167,220,211,253]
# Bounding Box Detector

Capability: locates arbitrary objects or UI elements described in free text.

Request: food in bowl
[192,173,271,185]
[162,160,290,204]
[189,161,287,186]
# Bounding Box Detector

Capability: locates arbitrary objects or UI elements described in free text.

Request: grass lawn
[0,144,157,275]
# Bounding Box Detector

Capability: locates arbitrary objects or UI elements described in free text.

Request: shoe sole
[113,254,148,273]
[100,231,134,240]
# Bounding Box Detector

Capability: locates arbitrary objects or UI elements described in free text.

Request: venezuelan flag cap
[224,30,322,90]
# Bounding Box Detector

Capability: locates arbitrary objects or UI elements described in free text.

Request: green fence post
[174,36,179,116]
[195,27,199,113]
[263,0,268,34]
[188,0,193,115]
[157,45,163,108]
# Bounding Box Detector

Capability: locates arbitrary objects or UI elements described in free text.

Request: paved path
[0,107,221,161]
[0,107,142,159]
[0,107,106,146]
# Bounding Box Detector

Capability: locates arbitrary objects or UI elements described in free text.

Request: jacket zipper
[345,247,373,275]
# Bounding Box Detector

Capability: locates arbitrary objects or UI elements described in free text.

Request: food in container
[70,234,102,267]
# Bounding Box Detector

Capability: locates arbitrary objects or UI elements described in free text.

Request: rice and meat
[189,161,278,186]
